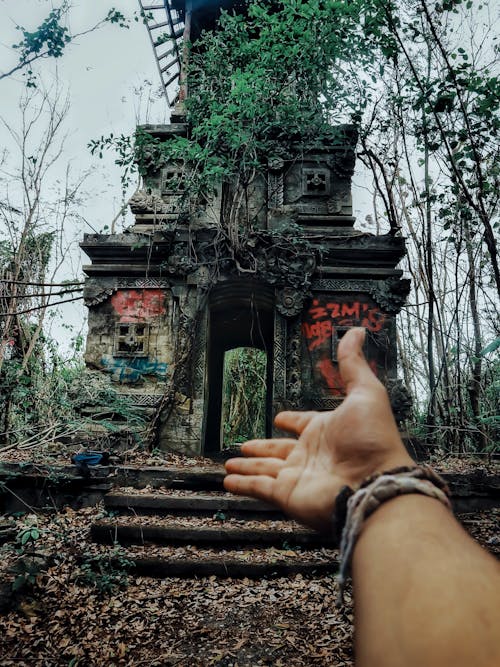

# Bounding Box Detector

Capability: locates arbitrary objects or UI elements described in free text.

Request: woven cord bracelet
[334,465,451,607]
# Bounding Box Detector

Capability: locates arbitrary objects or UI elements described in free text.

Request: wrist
[335,466,451,606]
[344,451,415,490]
[353,493,453,570]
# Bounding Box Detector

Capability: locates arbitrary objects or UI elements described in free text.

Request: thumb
[337,328,379,394]
[274,410,319,436]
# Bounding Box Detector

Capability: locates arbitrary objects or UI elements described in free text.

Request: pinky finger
[223,473,276,505]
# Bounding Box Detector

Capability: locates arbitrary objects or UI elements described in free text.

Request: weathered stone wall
[81,124,410,454]
[85,288,174,396]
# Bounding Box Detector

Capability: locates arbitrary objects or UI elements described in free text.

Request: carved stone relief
[160,167,186,195]
[121,278,171,289]
[307,398,343,411]
[192,308,208,398]
[113,322,150,357]
[325,149,356,178]
[386,378,413,423]
[128,190,171,215]
[121,393,163,407]
[369,278,411,313]
[83,280,116,307]
[303,169,330,196]
[286,319,303,409]
[276,287,308,318]
[311,278,410,314]
[272,315,287,403]
[83,278,173,307]
[327,181,351,215]
[268,172,284,209]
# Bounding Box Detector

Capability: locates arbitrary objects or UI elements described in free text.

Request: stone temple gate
[81,1,411,455]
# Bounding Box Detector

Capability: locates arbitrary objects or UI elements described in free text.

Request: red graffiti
[302,320,332,350]
[111,290,166,323]
[317,357,379,396]
[310,300,365,321]
[303,299,385,351]
[316,358,344,395]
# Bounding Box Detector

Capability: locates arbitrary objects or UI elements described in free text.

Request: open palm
[224,328,413,531]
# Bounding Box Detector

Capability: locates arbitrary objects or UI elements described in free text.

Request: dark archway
[203,281,274,455]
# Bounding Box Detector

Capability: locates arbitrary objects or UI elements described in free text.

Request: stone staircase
[89,465,339,579]
[1,459,497,582]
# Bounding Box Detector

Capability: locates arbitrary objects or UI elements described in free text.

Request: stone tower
[81,1,410,455]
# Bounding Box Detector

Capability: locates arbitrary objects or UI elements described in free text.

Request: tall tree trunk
[463,219,487,450]
[422,52,437,444]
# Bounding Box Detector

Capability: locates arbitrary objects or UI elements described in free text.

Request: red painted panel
[111,290,166,323]
[303,295,387,397]
[303,298,385,352]
[316,357,378,396]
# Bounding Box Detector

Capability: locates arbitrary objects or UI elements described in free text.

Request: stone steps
[106,555,338,579]
[91,519,334,548]
[0,460,496,583]
[1,460,498,510]
[90,464,338,577]
[104,490,284,516]
[112,465,226,491]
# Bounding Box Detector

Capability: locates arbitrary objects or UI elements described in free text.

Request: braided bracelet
[334,465,451,606]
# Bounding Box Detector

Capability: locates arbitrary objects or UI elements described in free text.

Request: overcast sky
[0,0,170,352]
[1,0,169,221]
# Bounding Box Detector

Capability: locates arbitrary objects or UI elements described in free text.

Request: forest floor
[0,437,498,476]
[0,443,498,667]
[0,443,497,665]
[0,499,353,666]
[0,503,497,666]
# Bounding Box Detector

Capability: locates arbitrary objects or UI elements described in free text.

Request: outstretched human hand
[224,328,414,531]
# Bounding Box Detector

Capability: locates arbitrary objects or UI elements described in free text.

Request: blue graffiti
[101,355,168,384]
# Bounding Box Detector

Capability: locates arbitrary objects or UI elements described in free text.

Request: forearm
[352,494,500,667]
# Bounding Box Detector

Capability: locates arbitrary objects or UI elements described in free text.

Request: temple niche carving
[81,1,411,456]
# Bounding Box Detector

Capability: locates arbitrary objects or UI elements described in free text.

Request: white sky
[0,0,170,354]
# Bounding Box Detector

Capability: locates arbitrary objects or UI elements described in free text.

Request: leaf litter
[0,503,497,665]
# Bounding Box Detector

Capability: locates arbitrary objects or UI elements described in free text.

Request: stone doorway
[203,282,274,455]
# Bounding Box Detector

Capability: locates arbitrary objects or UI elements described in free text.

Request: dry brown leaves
[0,504,498,665]
[0,505,354,666]
[0,445,220,471]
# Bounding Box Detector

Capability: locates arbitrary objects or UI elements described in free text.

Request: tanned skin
[224,327,500,667]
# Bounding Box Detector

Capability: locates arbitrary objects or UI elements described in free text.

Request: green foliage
[91,1,377,227]
[0,345,148,447]
[5,3,134,85]
[89,0,498,453]
[13,4,71,62]
[11,562,42,592]
[409,352,500,454]
[480,338,500,358]
[17,526,41,546]
[105,9,130,29]
[89,131,137,194]
[222,347,267,447]
[362,0,499,257]
[77,546,134,595]
[477,358,500,452]
[352,0,499,450]
[11,520,45,592]
[185,0,367,161]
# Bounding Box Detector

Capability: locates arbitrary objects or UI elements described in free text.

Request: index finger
[241,438,296,459]
[223,474,277,504]
[274,411,319,436]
